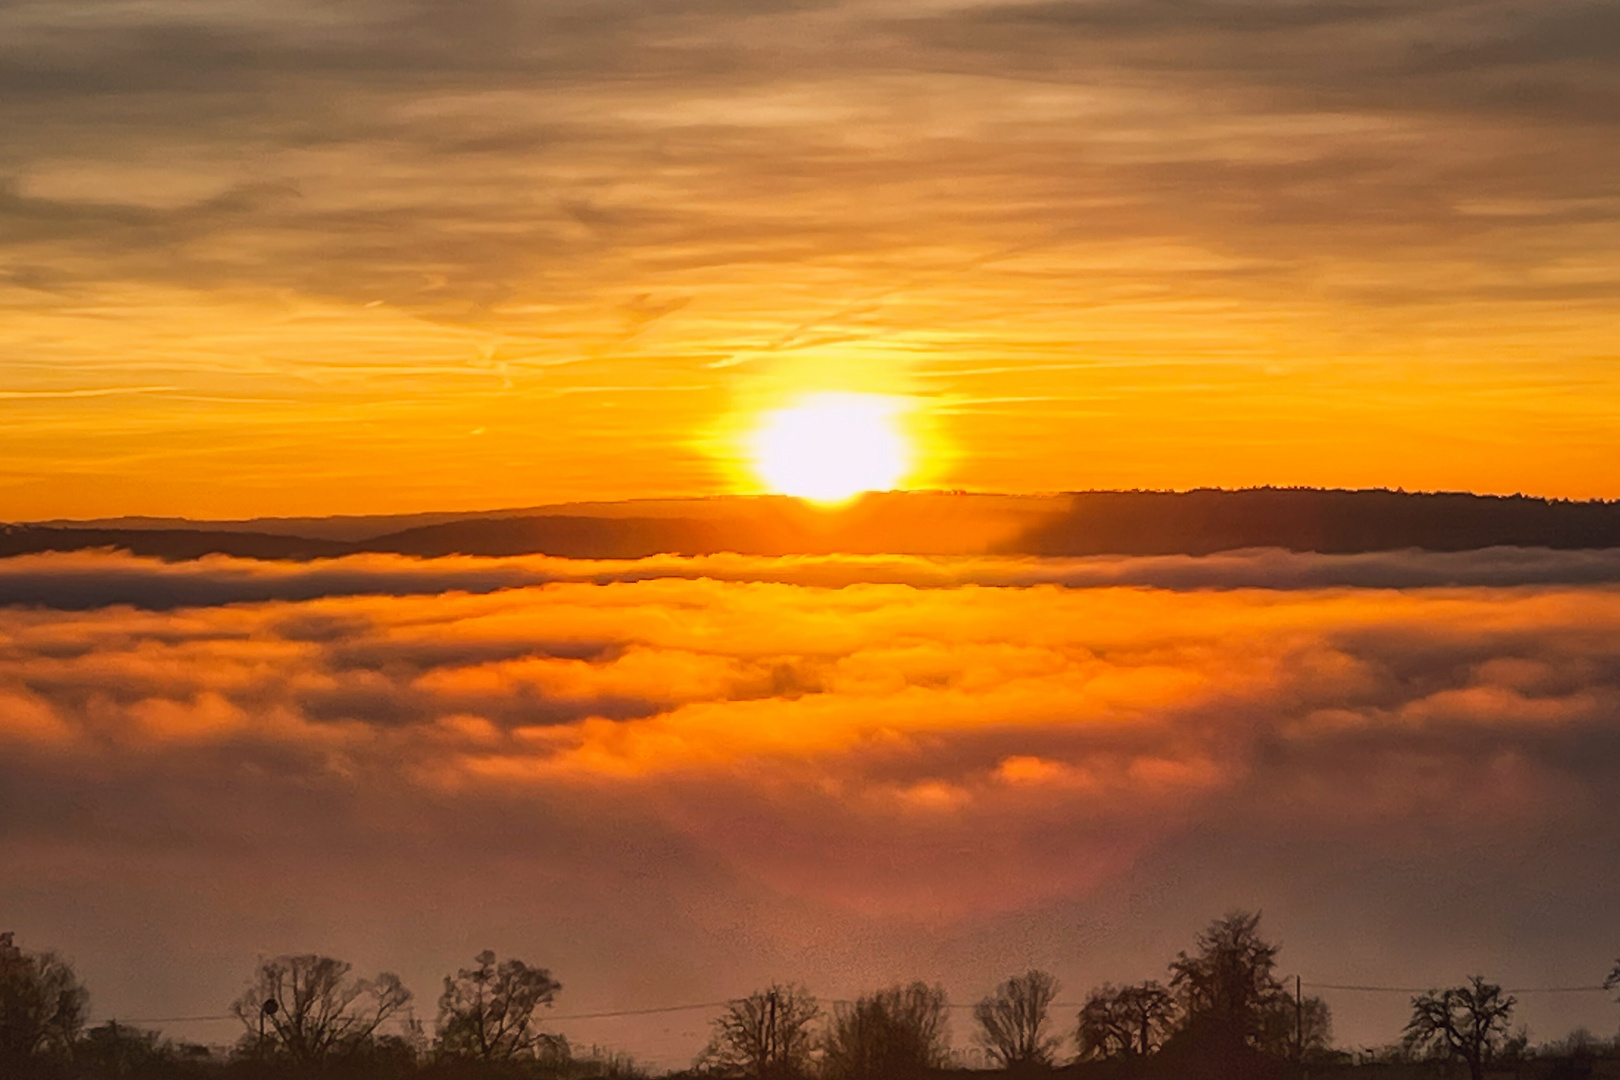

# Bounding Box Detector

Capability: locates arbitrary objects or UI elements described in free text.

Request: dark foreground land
[9,1053,1620,1080]
[8,489,1620,561]
[8,915,1616,1080]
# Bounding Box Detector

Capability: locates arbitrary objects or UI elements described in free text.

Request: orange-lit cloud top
[3,0,1620,517]
[6,552,1620,1054]
[3,552,1618,909]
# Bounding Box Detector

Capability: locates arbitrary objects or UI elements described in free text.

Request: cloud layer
[4,550,1620,1060]
[10,545,1620,609]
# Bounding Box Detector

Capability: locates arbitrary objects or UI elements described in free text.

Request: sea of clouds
[4,549,1619,1060]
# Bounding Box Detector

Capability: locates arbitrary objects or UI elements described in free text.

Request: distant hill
[999,489,1620,556]
[22,507,561,543]
[0,525,350,561]
[7,489,1620,561]
[364,515,746,559]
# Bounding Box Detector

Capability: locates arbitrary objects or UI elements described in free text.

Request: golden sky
[6,6,1620,1062]
[3,0,1618,518]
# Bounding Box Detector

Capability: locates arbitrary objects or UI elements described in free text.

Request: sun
[749,393,911,504]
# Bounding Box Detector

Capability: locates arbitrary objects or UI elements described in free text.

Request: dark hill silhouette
[0,525,350,561]
[7,489,1620,561]
[1000,489,1620,557]
[361,493,1055,558]
[365,515,752,559]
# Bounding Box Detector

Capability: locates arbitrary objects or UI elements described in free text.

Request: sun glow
[749,393,911,503]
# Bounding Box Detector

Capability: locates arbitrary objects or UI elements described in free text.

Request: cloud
[3,0,1615,319]
[7,546,1620,610]
[901,0,1620,121]
[6,550,1620,1056]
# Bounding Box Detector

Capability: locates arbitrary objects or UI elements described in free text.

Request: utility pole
[766,989,778,1080]
[1295,976,1304,1070]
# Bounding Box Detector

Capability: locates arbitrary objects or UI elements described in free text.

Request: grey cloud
[1411,3,1620,72]
[0,0,818,100]
[324,636,620,671]
[958,0,1419,37]
[8,547,1620,611]
[0,0,1610,319]
[901,0,1620,114]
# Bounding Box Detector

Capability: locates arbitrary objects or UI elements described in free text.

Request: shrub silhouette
[822,982,949,1080]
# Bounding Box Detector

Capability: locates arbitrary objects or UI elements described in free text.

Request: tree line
[4,913,1617,1080]
[0,936,628,1080]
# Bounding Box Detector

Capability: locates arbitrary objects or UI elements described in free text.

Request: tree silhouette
[0,931,89,1063]
[1168,911,1289,1050]
[974,970,1061,1070]
[230,953,411,1069]
[823,982,950,1080]
[1604,959,1620,1001]
[1403,976,1516,1080]
[1078,982,1176,1060]
[75,1022,179,1077]
[1262,991,1332,1061]
[698,985,821,1080]
[437,950,563,1063]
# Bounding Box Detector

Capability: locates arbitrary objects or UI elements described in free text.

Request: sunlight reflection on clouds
[4,551,1619,917]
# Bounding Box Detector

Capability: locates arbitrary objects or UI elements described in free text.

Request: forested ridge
[8,490,1620,562]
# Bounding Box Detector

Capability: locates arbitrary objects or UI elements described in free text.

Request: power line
[99,982,1617,1027]
[943,1003,1089,1010]
[105,1003,738,1027]
[1304,983,1609,994]
[549,1002,733,1021]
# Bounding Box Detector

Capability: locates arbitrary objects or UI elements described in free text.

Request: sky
[5,2,1620,1071]
[6,549,1620,1065]
[3,0,1620,518]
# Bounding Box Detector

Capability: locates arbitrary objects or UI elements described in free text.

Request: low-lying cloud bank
[6,546,1620,610]
[4,550,1620,1055]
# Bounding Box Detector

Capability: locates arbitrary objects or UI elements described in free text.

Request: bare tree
[974,970,1061,1070]
[1403,976,1516,1080]
[436,950,563,1063]
[1077,987,1134,1061]
[698,985,820,1080]
[1302,996,1332,1055]
[1168,911,1288,1049]
[823,982,950,1080]
[0,932,89,1063]
[1078,982,1176,1060]
[1262,991,1332,1061]
[231,954,412,1068]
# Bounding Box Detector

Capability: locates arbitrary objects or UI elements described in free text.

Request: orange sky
[2,0,1618,518]
[6,6,1620,1063]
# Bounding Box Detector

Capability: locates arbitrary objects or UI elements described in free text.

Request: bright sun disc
[750,393,910,503]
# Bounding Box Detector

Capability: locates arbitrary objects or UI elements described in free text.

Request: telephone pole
[766,989,778,1080]
[1295,976,1304,1071]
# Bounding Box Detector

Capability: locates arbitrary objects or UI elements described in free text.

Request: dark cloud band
[5,547,1620,610]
